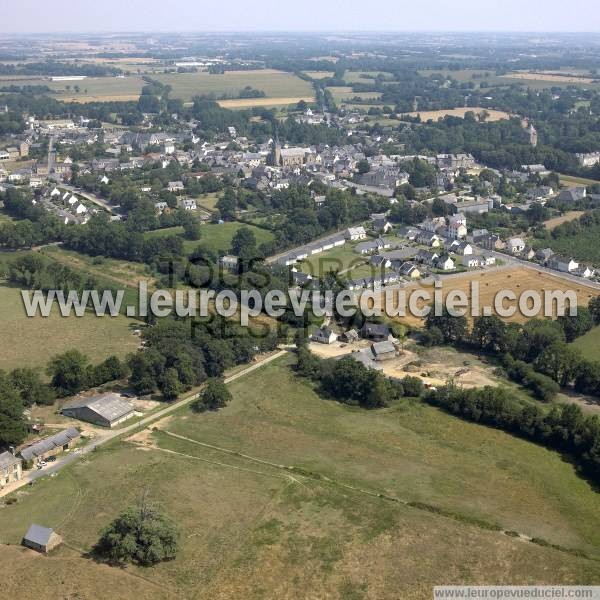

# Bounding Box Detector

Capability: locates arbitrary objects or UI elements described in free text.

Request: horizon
[1,0,599,35]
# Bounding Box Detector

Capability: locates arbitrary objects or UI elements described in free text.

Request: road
[0,349,288,498]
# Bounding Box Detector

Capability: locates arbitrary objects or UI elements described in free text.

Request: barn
[62,393,135,428]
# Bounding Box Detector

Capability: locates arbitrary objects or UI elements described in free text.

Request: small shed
[22,524,62,553]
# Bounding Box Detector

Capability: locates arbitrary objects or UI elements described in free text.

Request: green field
[560,173,600,186]
[153,69,314,102]
[144,221,274,254]
[0,282,140,372]
[298,242,369,277]
[0,75,145,103]
[343,70,395,84]
[572,326,600,360]
[327,86,383,104]
[0,210,14,224]
[1,354,600,598]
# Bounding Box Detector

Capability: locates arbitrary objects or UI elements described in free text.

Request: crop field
[343,70,395,83]
[503,72,599,85]
[217,96,314,109]
[406,107,513,121]
[0,75,145,102]
[2,354,600,598]
[143,221,274,254]
[560,173,600,186]
[0,282,140,372]
[153,69,315,102]
[382,265,600,327]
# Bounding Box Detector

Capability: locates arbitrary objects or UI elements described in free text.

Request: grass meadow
[1,354,600,598]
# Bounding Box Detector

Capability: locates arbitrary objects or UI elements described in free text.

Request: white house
[506,237,525,254]
[345,226,367,241]
[312,327,338,344]
[435,255,455,271]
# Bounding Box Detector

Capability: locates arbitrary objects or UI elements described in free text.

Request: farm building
[312,327,338,344]
[361,322,392,342]
[62,393,135,428]
[0,451,22,487]
[20,428,80,464]
[22,524,62,554]
[371,341,397,361]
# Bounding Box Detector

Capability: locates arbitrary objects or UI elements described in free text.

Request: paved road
[0,350,288,498]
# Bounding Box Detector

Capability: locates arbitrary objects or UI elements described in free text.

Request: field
[535,222,600,264]
[297,243,369,277]
[0,75,145,103]
[572,325,600,361]
[343,71,395,84]
[407,107,512,121]
[153,69,315,103]
[0,282,140,372]
[560,173,600,186]
[544,210,585,231]
[503,72,599,85]
[144,221,274,254]
[327,86,383,104]
[301,70,335,79]
[383,265,600,327]
[217,96,314,109]
[0,210,15,223]
[2,354,600,598]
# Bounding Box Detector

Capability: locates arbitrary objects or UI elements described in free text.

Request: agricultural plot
[327,86,383,104]
[153,69,315,103]
[0,282,140,372]
[2,355,600,599]
[383,265,600,327]
[406,107,512,122]
[0,75,145,103]
[559,173,600,187]
[301,70,334,79]
[143,221,274,254]
[343,70,396,83]
[543,210,585,231]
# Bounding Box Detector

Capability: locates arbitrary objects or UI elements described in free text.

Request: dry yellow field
[380,265,600,327]
[503,72,597,84]
[217,96,314,108]
[408,107,512,121]
[302,70,334,79]
[544,211,585,231]
[60,93,141,103]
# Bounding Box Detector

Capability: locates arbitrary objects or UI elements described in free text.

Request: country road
[0,349,288,498]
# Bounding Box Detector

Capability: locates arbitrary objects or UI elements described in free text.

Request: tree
[0,373,27,446]
[95,495,179,566]
[589,296,600,326]
[158,368,181,401]
[230,226,258,264]
[356,159,370,174]
[9,368,54,406]
[46,350,89,396]
[183,220,202,241]
[193,377,232,411]
[557,307,594,342]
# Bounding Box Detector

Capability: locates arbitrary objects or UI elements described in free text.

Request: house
[312,327,337,344]
[575,265,595,279]
[435,255,455,271]
[415,249,439,266]
[19,428,80,464]
[361,322,392,342]
[556,186,586,204]
[61,394,135,428]
[463,255,484,268]
[482,254,496,266]
[398,262,422,279]
[536,248,554,263]
[22,524,62,554]
[179,198,197,211]
[345,226,367,241]
[523,247,536,261]
[547,256,579,273]
[370,255,391,269]
[475,234,505,251]
[416,232,442,247]
[371,216,393,234]
[167,180,185,192]
[371,340,397,361]
[506,237,525,254]
[450,241,473,256]
[348,349,384,372]
[341,329,360,343]
[220,255,239,272]
[0,451,22,487]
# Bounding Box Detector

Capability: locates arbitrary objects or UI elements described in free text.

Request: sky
[0,0,599,34]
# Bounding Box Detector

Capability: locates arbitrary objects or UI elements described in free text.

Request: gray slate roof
[20,428,80,461]
[0,450,21,469]
[23,524,54,546]
[62,393,134,423]
[372,341,396,355]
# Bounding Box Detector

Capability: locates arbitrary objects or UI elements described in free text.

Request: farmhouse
[62,394,135,428]
[557,186,586,204]
[0,451,22,487]
[371,340,397,361]
[220,255,239,272]
[506,237,526,254]
[361,322,392,342]
[22,524,62,554]
[345,226,367,241]
[19,428,81,464]
[547,256,579,273]
[312,327,338,344]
